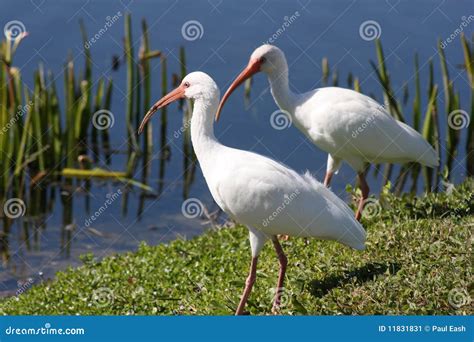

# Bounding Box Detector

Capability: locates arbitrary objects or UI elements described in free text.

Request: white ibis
[216,45,439,220]
[138,72,366,315]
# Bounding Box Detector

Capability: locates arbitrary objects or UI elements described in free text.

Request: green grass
[1,180,472,315]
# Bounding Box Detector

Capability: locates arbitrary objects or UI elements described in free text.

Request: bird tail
[418,143,439,168]
[341,220,366,251]
[303,171,367,250]
[398,121,439,167]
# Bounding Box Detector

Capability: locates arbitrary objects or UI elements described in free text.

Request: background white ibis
[139,72,366,315]
[216,45,439,220]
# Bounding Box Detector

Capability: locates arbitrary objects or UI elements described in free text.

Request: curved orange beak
[138,84,186,135]
[215,58,262,122]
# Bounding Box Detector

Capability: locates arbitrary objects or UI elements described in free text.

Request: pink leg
[235,256,258,315]
[323,171,333,187]
[355,172,370,221]
[271,236,288,314]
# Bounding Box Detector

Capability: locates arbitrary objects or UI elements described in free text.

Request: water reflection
[0,132,199,295]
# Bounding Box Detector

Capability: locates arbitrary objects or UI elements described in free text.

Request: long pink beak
[215,58,262,122]
[138,84,186,134]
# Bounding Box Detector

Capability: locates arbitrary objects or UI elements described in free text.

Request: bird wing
[210,146,366,250]
[295,87,438,167]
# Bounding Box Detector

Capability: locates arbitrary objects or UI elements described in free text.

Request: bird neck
[190,97,220,167]
[267,67,296,113]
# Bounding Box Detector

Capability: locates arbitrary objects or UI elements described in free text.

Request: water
[0,0,472,294]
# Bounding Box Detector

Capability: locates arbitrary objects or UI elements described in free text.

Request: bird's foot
[271,304,281,315]
[235,309,250,316]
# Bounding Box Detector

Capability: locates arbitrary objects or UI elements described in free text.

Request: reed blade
[141,19,153,156]
[124,13,135,154]
[460,33,474,177]
[422,84,439,192]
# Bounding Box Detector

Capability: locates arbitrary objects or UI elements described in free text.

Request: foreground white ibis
[138,72,366,314]
[216,45,439,220]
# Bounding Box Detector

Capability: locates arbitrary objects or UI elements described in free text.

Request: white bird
[138,72,366,315]
[216,45,439,220]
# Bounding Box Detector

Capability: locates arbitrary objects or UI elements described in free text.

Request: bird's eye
[260,57,266,64]
[184,82,190,88]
